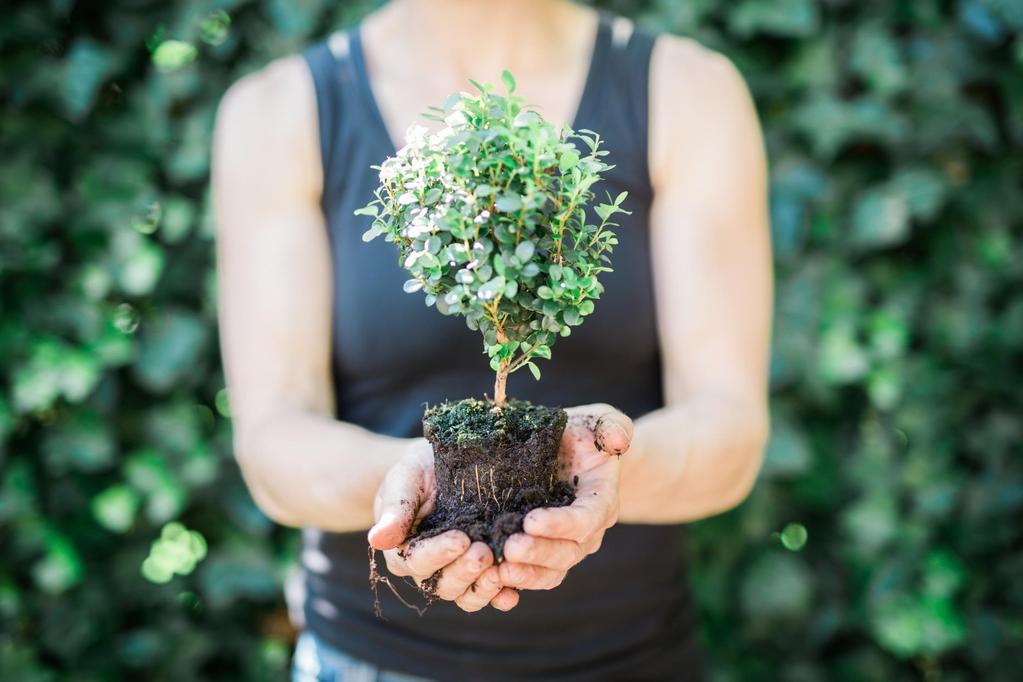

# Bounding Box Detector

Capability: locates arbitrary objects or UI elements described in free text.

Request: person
[212,0,772,679]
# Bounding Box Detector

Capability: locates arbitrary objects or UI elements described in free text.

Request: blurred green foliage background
[1,0,1021,680]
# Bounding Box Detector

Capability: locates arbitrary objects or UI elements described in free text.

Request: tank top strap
[302,32,363,206]
[592,13,659,196]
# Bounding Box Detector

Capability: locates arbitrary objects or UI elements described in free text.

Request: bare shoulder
[648,33,764,184]
[216,54,314,134]
[212,54,320,193]
[650,33,751,103]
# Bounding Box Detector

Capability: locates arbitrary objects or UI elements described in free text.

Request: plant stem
[493,365,508,406]
[493,326,509,406]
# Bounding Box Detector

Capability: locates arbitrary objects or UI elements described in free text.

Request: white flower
[404,210,433,238]
[404,123,430,146]
[444,110,468,128]
[512,111,538,128]
[473,210,491,224]
[378,158,401,183]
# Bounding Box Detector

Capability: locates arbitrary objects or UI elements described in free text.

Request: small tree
[357,71,629,406]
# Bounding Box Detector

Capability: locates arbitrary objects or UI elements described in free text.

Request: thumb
[367,462,422,550]
[594,409,633,456]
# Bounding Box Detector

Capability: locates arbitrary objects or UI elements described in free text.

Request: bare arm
[618,36,773,523]
[212,56,406,531]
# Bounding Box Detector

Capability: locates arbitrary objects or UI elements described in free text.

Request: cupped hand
[499,403,633,591]
[367,438,519,612]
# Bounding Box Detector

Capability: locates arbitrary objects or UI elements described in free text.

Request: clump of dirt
[412,398,575,563]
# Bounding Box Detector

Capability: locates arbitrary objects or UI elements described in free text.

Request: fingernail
[609,421,629,441]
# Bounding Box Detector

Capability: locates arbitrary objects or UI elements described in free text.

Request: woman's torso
[299,10,701,681]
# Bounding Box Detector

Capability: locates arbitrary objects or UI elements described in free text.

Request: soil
[411,398,575,566]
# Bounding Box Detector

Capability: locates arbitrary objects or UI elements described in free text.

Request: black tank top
[301,11,702,681]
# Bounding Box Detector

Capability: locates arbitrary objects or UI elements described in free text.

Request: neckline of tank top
[341,9,617,159]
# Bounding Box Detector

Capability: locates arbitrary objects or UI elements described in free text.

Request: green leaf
[515,241,535,261]
[152,40,198,73]
[495,193,523,212]
[741,552,813,618]
[527,361,541,381]
[731,0,820,38]
[62,39,117,120]
[501,69,516,93]
[477,276,505,300]
[134,311,207,393]
[532,345,552,360]
[32,533,83,595]
[493,254,507,276]
[779,523,808,551]
[91,485,141,533]
[850,185,910,249]
[559,151,580,172]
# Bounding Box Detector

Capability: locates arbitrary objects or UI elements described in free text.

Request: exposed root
[368,545,427,618]
[489,467,500,507]
[474,464,483,505]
